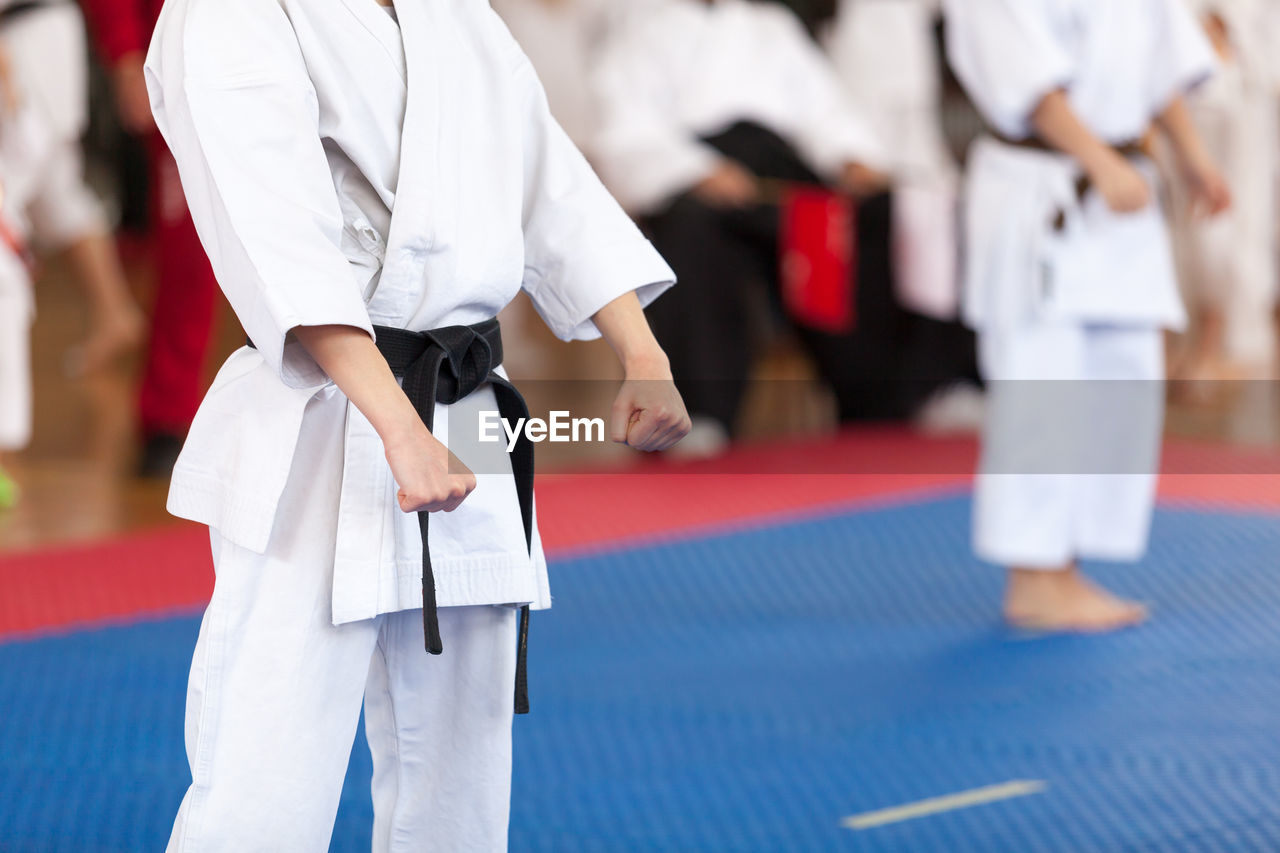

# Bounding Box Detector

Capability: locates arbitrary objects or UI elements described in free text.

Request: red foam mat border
[1,429,1276,640]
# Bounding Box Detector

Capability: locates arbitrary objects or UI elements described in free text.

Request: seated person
[591,0,903,449]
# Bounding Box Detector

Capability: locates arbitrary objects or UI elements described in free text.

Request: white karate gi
[825,0,960,318]
[0,107,59,453]
[0,204,31,451]
[145,0,673,848]
[0,0,105,250]
[590,0,885,216]
[1170,0,1277,367]
[945,0,1214,568]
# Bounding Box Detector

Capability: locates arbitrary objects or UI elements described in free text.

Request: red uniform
[81,0,219,442]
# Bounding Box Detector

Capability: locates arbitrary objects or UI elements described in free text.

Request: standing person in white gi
[1168,0,1277,383]
[0,93,37,510]
[945,0,1231,631]
[0,42,27,509]
[0,179,27,510]
[145,0,689,849]
[0,0,142,374]
[0,40,103,508]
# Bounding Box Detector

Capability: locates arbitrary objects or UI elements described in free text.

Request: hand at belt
[376,321,535,715]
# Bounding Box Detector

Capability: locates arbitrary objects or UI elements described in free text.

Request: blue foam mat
[4,496,1280,851]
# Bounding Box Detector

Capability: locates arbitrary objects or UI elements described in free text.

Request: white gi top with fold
[944,0,1214,331]
[145,0,675,624]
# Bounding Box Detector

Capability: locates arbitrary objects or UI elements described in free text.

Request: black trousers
[645,121,962,430]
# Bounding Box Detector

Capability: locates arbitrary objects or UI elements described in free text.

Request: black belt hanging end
[422,604,444,655]
[514,604,531,714]
[419,514,444,655]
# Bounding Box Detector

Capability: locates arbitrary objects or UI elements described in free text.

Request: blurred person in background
[0,1,141,376]
[0,60,33,510]
[489,0,614,151]
[81,0,221,477]
[824,0,957,321]
[591,0,895,455]
[0,183,29,511]
[824,0,982,431]
[1168,0,1277,384]
[946,0,1231,631]
[488,0,618,374]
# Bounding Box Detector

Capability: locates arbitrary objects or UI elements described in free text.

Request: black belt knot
[380,319,502,405]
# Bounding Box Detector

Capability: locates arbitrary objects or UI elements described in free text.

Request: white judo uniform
[145,0,673,848]
[0,0,105,251]
[945,0,1215,568]
[825,0,960,319]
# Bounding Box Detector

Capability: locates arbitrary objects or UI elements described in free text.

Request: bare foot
[1004,566,1148,634]
[67,305,145,377]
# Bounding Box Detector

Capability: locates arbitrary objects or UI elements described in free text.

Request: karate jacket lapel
[366,0,442,327]
[337,0,407,83]
[333,0,455,626]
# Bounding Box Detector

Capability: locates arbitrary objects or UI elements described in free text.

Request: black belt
[251,319,534,714]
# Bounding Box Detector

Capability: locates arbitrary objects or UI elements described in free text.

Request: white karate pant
[168,397,517,853]
[974,321,1164,568]
[0,4,105,249]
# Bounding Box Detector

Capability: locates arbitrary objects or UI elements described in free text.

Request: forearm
[1156,96,1213,172]
[1029,89,1118,175]
[590,292,670,376]
[291,325,425,446]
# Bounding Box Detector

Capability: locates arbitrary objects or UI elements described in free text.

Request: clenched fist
[384,424,477,514]
[610,356,692,452]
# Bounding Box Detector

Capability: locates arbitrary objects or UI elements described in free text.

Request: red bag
[779,186,857,335]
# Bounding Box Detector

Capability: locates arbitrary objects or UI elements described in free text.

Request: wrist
[1180,145,1214,180]
[621,347,671,379]
[377,404,432,453]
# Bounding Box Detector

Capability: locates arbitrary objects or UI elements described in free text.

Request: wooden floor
[3,252,1278,552]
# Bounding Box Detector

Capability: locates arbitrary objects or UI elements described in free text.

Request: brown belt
[993,133,1148,228]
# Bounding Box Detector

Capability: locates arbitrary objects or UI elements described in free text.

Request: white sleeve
[515,56,676,341]
[1148,0,1217,114]
[145,0,374,390]
[942,0,1075,139]
[771,7,887,178]
[588,24,722,215]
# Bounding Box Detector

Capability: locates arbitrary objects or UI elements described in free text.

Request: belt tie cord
[250,319,535,714]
